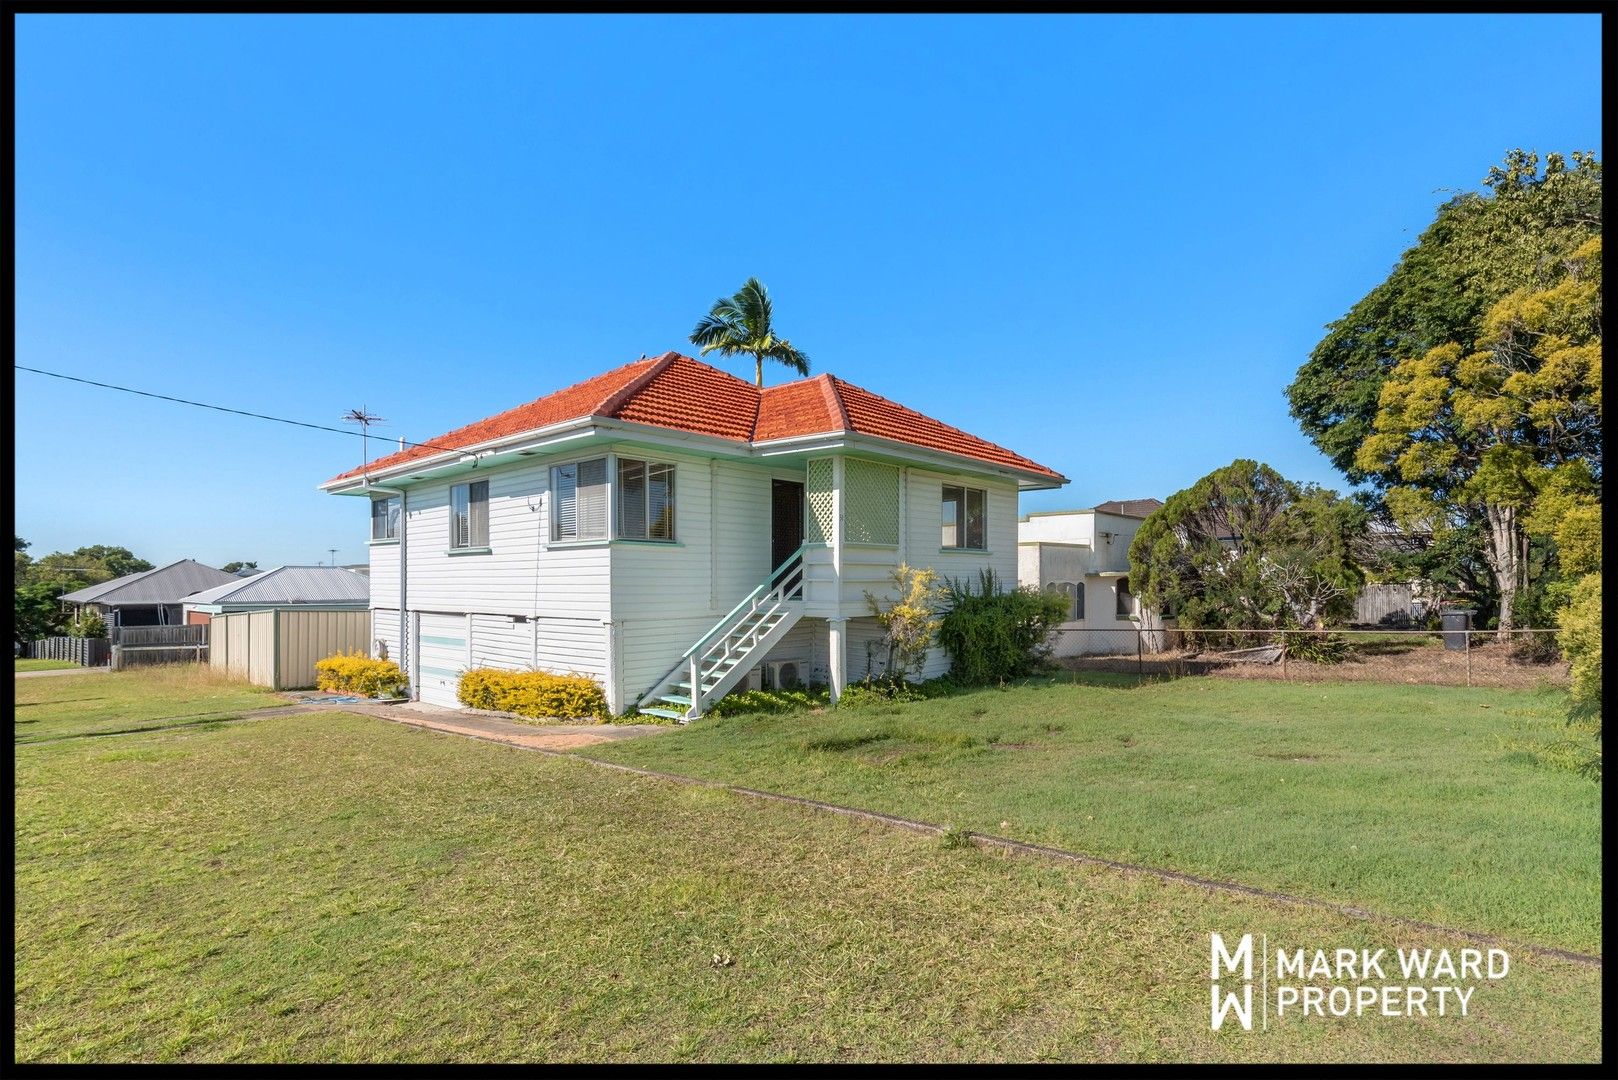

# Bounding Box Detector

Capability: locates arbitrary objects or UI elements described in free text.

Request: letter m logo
[1210,933,1254,1031]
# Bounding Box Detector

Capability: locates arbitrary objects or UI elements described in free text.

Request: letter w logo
[1210,933,1254,1031]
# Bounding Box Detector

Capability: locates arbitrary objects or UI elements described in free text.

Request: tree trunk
[1482,503,1525,637]
[755,354,764,387]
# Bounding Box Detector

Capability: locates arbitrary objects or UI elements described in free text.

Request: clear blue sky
[14,13,1602,568]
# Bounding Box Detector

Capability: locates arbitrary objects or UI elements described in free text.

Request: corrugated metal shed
[182,565,370,607]
[60,559,240,605]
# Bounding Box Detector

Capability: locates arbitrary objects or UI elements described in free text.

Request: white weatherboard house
[321,352,1067,719]
[1016,499,1165,657]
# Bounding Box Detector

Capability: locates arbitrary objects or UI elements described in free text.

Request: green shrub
[67,609,107,639]
[705,686,830,718]
[315,652,408,698]
[935,569,1068,685]
[457,667,608,722]
[1289,632,1349,664]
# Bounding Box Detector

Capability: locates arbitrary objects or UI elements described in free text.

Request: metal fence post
[1136,629,1143,677]
[1465,630,1472,687]
[1281,632,1288,680]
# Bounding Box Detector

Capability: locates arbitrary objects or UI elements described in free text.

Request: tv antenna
[342,407,387,476]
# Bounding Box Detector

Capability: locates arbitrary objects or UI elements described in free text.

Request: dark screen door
[771,479,805,570]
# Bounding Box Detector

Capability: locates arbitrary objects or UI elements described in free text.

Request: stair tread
[638,707,686,719]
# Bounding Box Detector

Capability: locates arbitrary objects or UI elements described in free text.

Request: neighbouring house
[320,351,1067,718]
[1017,499,1167,657]
[180,565,371,626]
[59,559,241,628]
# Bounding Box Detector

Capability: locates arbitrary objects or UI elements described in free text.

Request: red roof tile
[755,376,840,441]
[613,355,760,442]
[828,377,1061,479]
[327,352,1063,485]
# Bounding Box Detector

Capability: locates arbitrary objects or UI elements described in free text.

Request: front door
[771,479,805,571]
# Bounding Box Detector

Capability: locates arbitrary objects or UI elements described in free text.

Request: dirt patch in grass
[1063,640,1568,690]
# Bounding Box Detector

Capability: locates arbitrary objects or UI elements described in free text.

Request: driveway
[15,666,112,680]
[339,699,667,751]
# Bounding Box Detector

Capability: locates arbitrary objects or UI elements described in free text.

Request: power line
[14,365,473,459]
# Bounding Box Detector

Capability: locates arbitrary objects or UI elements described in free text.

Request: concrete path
[342,699,667,751]
[14,665,112,679]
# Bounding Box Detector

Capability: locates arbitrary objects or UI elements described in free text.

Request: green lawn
[14,711,1601,1062]
[584,675,1601,954]
[16,658,83,672]
[14,666,279,744]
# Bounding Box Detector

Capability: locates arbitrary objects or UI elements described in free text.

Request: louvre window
[450,480,489,549]
[552,458,609,541]
[617,458,676,541]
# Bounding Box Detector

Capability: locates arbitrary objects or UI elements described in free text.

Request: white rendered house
[321,352,1067,718]
[1016,499,1165,657]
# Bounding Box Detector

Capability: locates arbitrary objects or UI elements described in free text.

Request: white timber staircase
[636,545,807,722]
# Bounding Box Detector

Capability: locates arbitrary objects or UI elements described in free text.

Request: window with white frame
[449,480,489,549]
[370,496,400,541]
[617,458,676,541]
[941,484,987,550]
[551,457,609,541]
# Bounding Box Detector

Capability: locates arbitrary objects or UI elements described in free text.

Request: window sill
[547,539,611,550]
[938,547,993,555]
[614,538,683,547]
[445,546,493,556]
[368,538,400,546]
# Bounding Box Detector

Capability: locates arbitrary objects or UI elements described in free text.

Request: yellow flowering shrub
[315,652,408,698]
[457,667,607,722]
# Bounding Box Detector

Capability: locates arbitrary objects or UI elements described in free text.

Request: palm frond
[764,340,811,376]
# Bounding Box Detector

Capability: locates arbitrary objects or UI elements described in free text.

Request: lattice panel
[843,458,900,546]
[806,458,836,544]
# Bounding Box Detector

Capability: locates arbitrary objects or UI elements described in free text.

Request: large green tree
[1355,237,1601,632]
[1287,149,1601,622]
[689,277,811,387]
[1128,460,1367,632]
[17,545,154,594]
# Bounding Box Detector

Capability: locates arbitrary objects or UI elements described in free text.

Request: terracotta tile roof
[755,377,841,441]
[329,357,662,481]
[327,352,1064,484]
[613,355,760,441]
[826,376,1062,479]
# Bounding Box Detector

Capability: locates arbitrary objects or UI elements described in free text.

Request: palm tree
[688,277,811,387]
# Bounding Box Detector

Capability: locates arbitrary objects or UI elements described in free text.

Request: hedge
[315,652,409,698]
[457,667,608,722]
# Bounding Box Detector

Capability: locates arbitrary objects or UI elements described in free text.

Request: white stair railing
[637,545,807,721]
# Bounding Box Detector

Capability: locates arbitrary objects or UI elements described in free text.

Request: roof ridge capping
[818,372,852,433]
[596,351,681,417]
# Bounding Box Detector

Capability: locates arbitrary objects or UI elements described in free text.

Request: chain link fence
[1049,627,1568,689]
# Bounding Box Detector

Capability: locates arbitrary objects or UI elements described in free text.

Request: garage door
[417,613,468,708]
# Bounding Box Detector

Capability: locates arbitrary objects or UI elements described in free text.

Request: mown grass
[584,675,1601,954]
[13,712,1601,1062]
[15,658,82,672]
[14,666,279,744]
